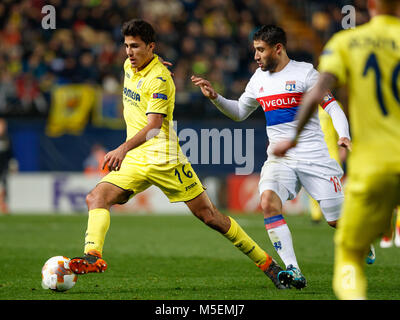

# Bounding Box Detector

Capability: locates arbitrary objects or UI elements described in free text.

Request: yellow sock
[333,245,367,300]
[396,206,400,230]
[223,216,271,270]
[84,208,110,256]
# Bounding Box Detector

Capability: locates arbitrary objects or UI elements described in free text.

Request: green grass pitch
[0,213,398,300]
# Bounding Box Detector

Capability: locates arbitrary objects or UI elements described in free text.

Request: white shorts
[258,158,344,220]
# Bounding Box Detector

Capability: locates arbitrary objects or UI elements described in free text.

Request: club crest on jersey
[259,86,264,93]
[323,93,333,103]
[285,81,296,92]
[321,91,336,108]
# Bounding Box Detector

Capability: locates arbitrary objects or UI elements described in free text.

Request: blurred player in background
[192,25,354,289]
[309,107,340,223]
[273,0,400,299]
[380,206,400,248]
[0,118,12,214]
[83,143,109,176]
[69,19,287,289]
[308,106,348,224]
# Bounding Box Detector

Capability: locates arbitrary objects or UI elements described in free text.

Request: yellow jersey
[318,15,400,174]
[122,54,186,165]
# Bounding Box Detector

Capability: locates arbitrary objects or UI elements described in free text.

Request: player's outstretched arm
[191,75,218,99]
[191,75,257,121]
[323,100,352,152]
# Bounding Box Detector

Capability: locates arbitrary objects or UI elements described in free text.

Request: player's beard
[261,55,279,72]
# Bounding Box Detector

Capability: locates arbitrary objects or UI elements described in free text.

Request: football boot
[69,250,107,274]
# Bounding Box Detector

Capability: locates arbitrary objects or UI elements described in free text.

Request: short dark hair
[121,19,156,44]
[253,25,287,49]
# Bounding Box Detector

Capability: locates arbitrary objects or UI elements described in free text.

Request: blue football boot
[366,244,376,265]
[278,264,307,289]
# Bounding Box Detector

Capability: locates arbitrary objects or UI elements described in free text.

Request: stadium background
[0,0,368,215]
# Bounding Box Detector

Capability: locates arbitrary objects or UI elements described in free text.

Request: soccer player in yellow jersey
[274,0,400,299]
[380,206,400,247]
[69,19,287,289]
[309,105,350,223]
[308,107,342,223]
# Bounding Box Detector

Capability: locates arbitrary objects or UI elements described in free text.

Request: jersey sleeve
[146,75,171,116]
[211,76,259,121]
[238,77,261,111]
[318,32,347,86]
[304,67,320,91]
[324,100,350,139]
[305,67,337,110]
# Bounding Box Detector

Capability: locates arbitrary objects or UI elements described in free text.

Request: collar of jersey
[133,54,158,77]
[371,14,400,25]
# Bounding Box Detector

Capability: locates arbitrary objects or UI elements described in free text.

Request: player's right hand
[273,139,297,157]
[102,145,127,172]
[191,75,218,99]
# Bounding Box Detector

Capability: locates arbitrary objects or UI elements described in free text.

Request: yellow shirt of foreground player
[318,15,400,175]
[122,54,187,165]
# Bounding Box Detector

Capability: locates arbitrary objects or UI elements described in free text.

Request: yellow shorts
[100,161,205,203]
[335,171,400,252]
[100,161,205,202]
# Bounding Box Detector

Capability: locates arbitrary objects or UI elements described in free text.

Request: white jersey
[239,60,337,162]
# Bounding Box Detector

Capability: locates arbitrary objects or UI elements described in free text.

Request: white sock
[264,214,299,269]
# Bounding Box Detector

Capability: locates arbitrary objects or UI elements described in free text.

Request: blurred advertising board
[226,174,310,215]
[8,173,190,214]
[8,173,309,215]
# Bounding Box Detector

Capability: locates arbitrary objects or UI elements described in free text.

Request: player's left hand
[273,139,297,157]
[102,145,128,171]
[337,137,352,151]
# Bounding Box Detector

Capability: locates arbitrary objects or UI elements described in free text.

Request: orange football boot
[69,250,108,274]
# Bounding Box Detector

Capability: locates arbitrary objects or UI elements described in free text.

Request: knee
[86,189,106,209]
[86,190,97,208]
[260,193,281,216]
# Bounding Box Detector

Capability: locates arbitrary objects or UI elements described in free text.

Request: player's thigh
[99,163,151,204]
[298,159,344,220]
[298,159,344,199]
[146,162,205,203]
[335,172,400,252]
[258,160,300,205]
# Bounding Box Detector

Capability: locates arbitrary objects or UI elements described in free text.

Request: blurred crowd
[0,0,369,120]
[292,0,370,43]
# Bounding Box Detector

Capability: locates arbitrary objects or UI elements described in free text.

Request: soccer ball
[41,256,78,291]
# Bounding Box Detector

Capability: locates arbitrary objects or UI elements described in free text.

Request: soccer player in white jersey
[191,25,366,289]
